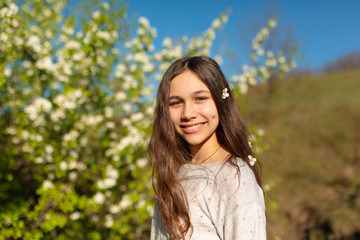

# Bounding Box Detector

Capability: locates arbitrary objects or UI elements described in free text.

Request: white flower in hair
[248,155,257,166]
[222,88,229,99]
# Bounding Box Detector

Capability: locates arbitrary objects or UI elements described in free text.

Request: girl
[149,56,266,239]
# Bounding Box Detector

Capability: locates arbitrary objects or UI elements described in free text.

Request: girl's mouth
[180,122,206,133]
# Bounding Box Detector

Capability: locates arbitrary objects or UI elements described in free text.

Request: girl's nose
[181,102,197,120]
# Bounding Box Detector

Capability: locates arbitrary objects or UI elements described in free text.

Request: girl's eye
[169,101,181,106]
[196,97,208,101]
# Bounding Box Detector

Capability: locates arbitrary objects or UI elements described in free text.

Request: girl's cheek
[169,109,180,123]
[202,102,217,115]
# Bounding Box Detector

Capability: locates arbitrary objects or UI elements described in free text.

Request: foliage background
[1,0,358,239]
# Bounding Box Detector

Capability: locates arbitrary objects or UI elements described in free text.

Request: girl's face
[168,70,219,149]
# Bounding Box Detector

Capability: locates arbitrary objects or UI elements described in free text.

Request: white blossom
[115,91,126,101]
[24,98,52,120]
[0,3,19,18]
[4,67,11,77]
[93,192,105,204]
[136,158,147,168]
[252,41,261,50]
[137,28,145,35]
[35,157,44,164]
[138,16,150,29]
[124,41,132,49]
[0,32,8,42]
[21,130,30,140]
[11,137,20,144]
[68,161,77,169]
[257,128,265,136]
[102,2,110,10]
[265,58,277,68]
[248,155,257,166]
[280,64,290,72]
[138,199,146,208]
[162,37,172,48]
[43,180,54,190]
[151,27,157,37]
[77,162,87,171]
[106,165,119,179]
[70,212,81,220]
[147,205,154,216]
[14,36,23,45]
[97,31,111,41]
[263,183,271,192]
[131,112,143,122]
[69,171,78,182]
[36,56,56,72]
[45,145,54,154]
[212,19,221,29]
[239,83,249,94]
[97,178,116,189]
[221,14,228,23]
[260,28,269,38]
[257,48,265,56]
[122,103,132,113]
[63,130,79,142]
[268,18,277,28]
[92,10,101,19]
[51,109,65,122]
[63,26,74,35]
[60,161,68,171]
[278,56,285,64]
[104,214,114,228]
[121,118,131,127]
[65,40,81,49]
[27,35,42,52]
[205,29,215,40]
[43,9,51,18]
[143,62,154,72]
[266,51,274,58]
[119,195,132,209]
[148,44,155,52]
[34,98,52,112]
[82,115,103,126]
[109,205,120,214]
[69,150,79,159]
[6,127,17,135]
[106,122,115,129]
[214,55,223,65]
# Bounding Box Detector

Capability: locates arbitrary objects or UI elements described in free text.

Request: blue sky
[127,0,360,72]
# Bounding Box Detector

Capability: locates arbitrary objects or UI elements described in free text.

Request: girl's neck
[190,137,229,164]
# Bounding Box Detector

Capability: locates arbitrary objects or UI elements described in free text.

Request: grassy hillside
[241,69,360,240]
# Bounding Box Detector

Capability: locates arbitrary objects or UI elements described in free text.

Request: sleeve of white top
[150,202,170,240]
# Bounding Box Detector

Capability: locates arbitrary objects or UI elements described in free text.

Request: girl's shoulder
[178,157,255,187]
[179,157,247,173]
[179,157,265,219]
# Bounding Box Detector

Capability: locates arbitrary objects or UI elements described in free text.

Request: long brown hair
[149,56,262,239]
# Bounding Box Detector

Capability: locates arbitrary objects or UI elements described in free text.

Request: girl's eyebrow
[168,95,181,101]
[192,90,210,96]
[168,90,210,100]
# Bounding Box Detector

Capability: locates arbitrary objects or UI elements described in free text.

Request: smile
[180,123,206,133]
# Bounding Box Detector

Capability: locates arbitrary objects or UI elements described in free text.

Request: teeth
[184,124,202,129]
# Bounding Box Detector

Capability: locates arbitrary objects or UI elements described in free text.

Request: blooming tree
[0,0,295,238]
[231,18,297,94]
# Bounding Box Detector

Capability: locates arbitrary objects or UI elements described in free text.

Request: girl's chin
[183,135,215,148]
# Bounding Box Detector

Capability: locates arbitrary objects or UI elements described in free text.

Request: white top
[150,158,266,240]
